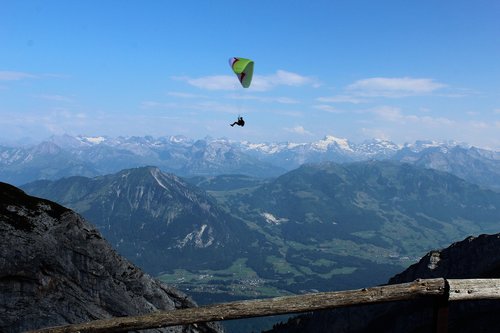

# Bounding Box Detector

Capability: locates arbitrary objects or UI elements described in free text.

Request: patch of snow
[244,143,282,154]
[261,212,289,225]
[150,168,168,190]
[83,136,106,144]
[287,142,302,149]
[177,224,214,248]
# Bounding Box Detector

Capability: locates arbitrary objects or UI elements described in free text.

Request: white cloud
[267,70,315,86]
[252,70,318,91]
[0,71,37,81]
[360,128,391,141]
[494,109,500,114]
[175,70,318,92]
[313,104,343,113]
[285,125,312,135]
[173,75,237,91]
[347,77,446,97]
[273,97,300,104]
[317,95,365,104]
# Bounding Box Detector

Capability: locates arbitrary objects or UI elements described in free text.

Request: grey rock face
[0,182,223,333]
[390,234,500,283]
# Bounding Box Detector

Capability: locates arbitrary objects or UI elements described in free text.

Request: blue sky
[1,0,499,148]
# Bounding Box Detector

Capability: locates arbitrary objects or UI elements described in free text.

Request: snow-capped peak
[312,135,353,152]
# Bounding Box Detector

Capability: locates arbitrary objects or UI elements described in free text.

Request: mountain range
[1,134,499,191]
[0,181,222,333]
[21,161,500,307]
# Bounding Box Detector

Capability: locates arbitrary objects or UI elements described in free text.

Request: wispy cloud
[316,77,448,111]
[140,101,179,109]
[173,75,237,90]
[360,128,391,141]
[347,77,446,97]
[317,95,366,104]
[0,109,88,139]
[193,100,242,113]
[175,70,318,92]
[371,106,404,121]
[0,71,37,81]
[371,106,454,126]
[470,121,489,129]
[141,100,242,114]
[167,91,208,99]
[313,104,343,113]
[36,94,73,102]
[227,94,300,104]
[285,125,312,135]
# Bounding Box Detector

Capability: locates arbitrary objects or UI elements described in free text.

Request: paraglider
[229,57,254,88]
[230,116,245,127]
[229,57,253,127]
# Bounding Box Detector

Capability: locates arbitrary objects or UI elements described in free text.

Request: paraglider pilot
[230,116,245,127]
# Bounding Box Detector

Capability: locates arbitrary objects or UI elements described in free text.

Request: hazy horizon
[1,132,495,152]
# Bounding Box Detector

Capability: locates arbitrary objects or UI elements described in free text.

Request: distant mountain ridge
[227,160,500,261]
[1,134,499,191]
[21,166,253,275]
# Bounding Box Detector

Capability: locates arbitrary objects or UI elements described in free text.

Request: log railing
[26,278,500,333]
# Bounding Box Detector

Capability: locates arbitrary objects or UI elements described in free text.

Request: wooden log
[26,278,446,333]
[448,279,500,301]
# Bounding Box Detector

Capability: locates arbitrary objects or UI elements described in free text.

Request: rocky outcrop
[0,182,223,333]
[390,234,500,283]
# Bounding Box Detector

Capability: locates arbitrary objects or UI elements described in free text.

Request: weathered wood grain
[26,278,446,333]
[448,279,500,300]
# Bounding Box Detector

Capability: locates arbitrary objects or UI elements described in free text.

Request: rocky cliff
[389,233,500,283]
[0,181,223,333]
[264,233,500,333]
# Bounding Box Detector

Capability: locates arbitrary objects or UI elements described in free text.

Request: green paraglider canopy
[229,57,254,88]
